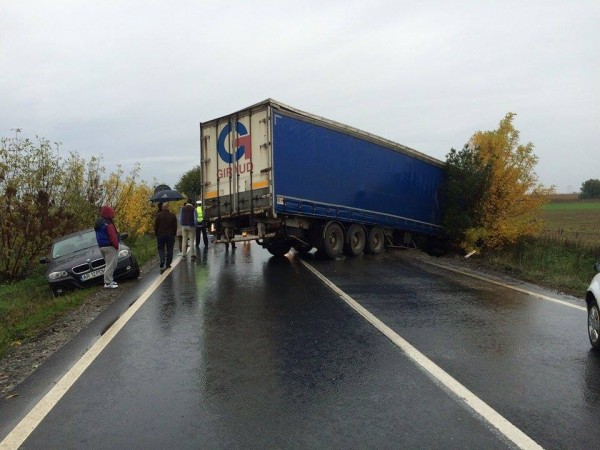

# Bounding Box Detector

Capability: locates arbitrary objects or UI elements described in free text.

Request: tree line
[580,179,600,199]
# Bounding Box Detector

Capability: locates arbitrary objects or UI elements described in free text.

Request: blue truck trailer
[200,99,446,259]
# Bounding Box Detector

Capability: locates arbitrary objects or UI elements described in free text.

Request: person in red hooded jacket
[94,205,120,288]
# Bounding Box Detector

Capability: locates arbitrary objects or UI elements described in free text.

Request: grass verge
[478,236,600,297]
[0,235,156,359]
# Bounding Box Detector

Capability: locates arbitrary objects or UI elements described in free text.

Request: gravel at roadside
[0,260,157,398]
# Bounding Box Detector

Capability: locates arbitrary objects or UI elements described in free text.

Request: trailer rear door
[201,106,272,220]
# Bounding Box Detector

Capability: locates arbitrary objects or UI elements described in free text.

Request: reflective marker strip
[298,258,543,450]
[0,259,181,450]
[426,261,586,311]
[252,180,269,189]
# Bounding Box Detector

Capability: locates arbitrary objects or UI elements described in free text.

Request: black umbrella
[153,184,171,194]
[149,189,184,203]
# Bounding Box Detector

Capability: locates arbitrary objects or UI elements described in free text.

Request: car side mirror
[40,257,48,264]
[595,262,600,273]
[119,232,129,240]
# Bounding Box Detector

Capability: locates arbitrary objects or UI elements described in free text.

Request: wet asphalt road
[1,242,598,449]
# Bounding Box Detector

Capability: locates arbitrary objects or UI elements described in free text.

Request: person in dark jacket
[94,205,120,288]
[155,202,178,274]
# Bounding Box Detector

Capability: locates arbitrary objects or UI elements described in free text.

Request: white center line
[0,258,181,450]
[298,258,543,450]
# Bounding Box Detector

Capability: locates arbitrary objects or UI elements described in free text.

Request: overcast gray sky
[2,0,598,193]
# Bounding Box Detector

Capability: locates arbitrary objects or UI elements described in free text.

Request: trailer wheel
[344,224,366,256]
[322,222,344,259]
[365,227,385,255]
[266,240,292,257]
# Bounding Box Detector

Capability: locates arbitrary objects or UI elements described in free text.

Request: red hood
[101,206,115,220]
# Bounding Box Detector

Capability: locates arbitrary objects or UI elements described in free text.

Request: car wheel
[588,298,600,349]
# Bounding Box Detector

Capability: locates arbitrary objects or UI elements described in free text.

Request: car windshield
[52,231,97,258]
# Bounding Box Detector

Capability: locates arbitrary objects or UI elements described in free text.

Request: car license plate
[81,268,104,281]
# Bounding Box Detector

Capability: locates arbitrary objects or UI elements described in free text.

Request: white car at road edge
[586,262,600,349]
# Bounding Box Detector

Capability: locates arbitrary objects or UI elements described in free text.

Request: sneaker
[104,283,118,289]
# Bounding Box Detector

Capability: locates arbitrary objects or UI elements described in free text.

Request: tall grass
[0,235,157,359]
[481,236,600,296]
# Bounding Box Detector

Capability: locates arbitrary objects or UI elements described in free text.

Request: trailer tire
[344,224,366,256]
[322,222,344,259]
[365,227,385,255]
[266,240,292,257]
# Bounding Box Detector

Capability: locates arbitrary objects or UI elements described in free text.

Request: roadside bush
[101,166,157,237]
[443,113,553,252]
[0,130,156,281]
[0,132,95,280]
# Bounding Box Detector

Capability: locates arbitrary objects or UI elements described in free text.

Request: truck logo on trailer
[217,122,252,163]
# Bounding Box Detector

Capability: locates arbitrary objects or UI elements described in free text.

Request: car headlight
[118,249,131,259]
[48,270,68,280]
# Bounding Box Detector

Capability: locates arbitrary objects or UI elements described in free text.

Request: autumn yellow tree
[101,165,156,237]
[444,113,554,251]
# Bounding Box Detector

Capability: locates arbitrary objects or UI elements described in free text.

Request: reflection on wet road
[307,250,599,449]
[2,243,598,448]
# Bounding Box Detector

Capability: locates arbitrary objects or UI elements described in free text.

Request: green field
[538,200,600,246]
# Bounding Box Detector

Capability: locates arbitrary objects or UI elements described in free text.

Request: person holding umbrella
[154,202,178,274]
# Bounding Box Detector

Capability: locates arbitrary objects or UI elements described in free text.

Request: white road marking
[0,258,181,450]
[298,258,543,450]
[425,261,586,311]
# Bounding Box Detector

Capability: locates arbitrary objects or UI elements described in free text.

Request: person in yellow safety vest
[195,200,208,249]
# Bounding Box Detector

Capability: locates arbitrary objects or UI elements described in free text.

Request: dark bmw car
[40,229,140,296]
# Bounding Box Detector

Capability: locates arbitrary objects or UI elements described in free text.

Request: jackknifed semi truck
[200,99,446,259]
